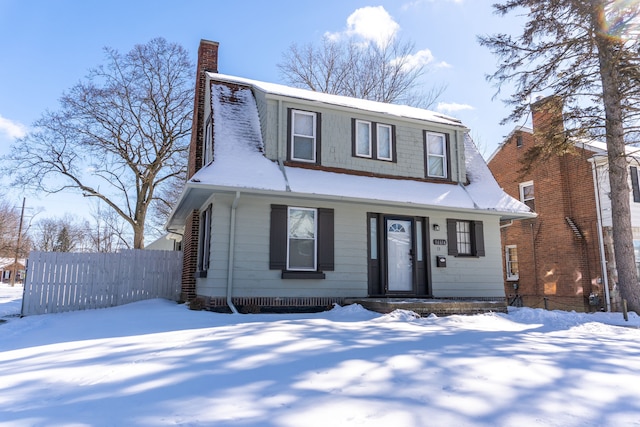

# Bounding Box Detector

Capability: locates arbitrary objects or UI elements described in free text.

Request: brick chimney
[531,95,564,140]
[188,39,219,179]
[182,39,219,302]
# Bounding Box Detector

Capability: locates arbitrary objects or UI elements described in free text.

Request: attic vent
[565,217,583,239]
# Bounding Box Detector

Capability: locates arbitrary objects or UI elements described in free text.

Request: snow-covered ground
[1,283,640,427]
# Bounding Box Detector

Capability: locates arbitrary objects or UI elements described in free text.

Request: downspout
[276,99,291,191]
[591,159,611,312]
[226,191,240,314]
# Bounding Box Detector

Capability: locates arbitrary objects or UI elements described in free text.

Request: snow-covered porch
[344,297,508,316]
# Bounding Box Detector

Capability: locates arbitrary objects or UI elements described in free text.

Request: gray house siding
[195,192,505,301]
[250,87,465,182]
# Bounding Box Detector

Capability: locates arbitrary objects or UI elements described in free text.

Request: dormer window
[425,131,448,179]
[352,119,395,161]
[289,109,320,163]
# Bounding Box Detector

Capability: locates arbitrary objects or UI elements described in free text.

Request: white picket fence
[21,250,183,316]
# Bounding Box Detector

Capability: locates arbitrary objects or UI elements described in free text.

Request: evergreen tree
[479,0,640,312]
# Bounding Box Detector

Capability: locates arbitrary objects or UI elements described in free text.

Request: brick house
[166,40,533,313]
[488,95,640,312]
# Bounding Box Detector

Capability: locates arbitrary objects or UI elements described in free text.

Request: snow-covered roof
[208,73,466,128]
[168,78,533,227]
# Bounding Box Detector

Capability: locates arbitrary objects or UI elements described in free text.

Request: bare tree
[4,38,194,249]
[278,36,445,109]
[479,0,640,312]
[33,215,86,252]
[0,198,31,258]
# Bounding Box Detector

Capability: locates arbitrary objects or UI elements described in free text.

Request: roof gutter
[226,191,240,314]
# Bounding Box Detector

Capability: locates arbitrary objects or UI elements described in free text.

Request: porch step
[344,298,507,317]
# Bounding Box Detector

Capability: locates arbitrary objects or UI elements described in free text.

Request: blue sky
[0,0,524,220]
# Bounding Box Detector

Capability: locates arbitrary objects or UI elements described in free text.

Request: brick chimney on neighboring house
[531,95,565,144]
[182,40,219,301]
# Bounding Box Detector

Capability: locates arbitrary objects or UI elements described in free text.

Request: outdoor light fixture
[433,224,440,231]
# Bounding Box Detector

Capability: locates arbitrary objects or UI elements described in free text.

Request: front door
[386,219,413,292]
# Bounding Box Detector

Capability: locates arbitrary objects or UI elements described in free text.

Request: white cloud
[437,102,475,113]
[0,114,27,139]
[394,49,435,72]
[326,6,400,48]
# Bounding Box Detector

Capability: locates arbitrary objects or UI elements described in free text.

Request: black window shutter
[317,208,334,271]
[269,205,287,269]
[446,219,458,256]
[631,166,640,203]
[473,221,485,257]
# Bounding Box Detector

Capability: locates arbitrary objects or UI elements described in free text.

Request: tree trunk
[591,2,640,313]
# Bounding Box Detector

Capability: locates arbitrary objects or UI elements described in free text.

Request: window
[519,181,535,211]
[425,132,448,178]
[446,219,485,257]
[377,124,393,161]
[355,120,372,157]
[516,135,523,148]
[287,207,317,271]
[352,119,395,161]
[270,205,334,278]
[506,245,519,280]
[290,109,319,163]
[196,204,212,277]
[630,166,640,203]
[203,114,213,165]
[634,240,640,278]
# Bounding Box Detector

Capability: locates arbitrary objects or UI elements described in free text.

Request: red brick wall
[182,40,219,300]
[489,119,604,311]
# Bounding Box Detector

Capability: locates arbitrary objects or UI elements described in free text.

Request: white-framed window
[456,220,472,255]
[519,181,535,211]
[353,119,394,161]
[377,124,393,161]
[291,110,317,163]
[426,132,447,178]
[197,204,212,275]
[287,207,317,271]
[355,120,372,158]
[203,114,213,165]
[506,245,519,280]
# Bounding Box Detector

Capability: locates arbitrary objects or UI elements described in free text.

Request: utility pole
[10,197,25,287]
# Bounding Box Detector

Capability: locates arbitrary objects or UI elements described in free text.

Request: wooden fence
[21,250,183,316]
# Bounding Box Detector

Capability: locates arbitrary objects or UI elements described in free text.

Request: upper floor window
[352,119,395,161]
[516,135,523,148]
[506,245,519,281]
[289,109,319,163]
[203,114,213,166]
[519,181,535,211]
[425,132,448,179]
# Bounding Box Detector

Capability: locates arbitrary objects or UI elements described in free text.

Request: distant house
[166,40,533,313]
[488,95,640,312]
[0,257,26,285]
[145,233,182,251]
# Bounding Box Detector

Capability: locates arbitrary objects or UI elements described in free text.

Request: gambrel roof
[169,74,533,227]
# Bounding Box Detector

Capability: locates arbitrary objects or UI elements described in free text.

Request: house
[0,257,26,285]
[145,233,182,251]
[166,40,533,314]
[488,95,640,312]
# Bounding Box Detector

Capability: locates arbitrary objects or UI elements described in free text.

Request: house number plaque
[433,239,447,246]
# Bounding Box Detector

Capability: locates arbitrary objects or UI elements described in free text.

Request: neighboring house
[0,257,26,285]
[488,95,640,312]
[145,233,182,251]
[166,40,533,313]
